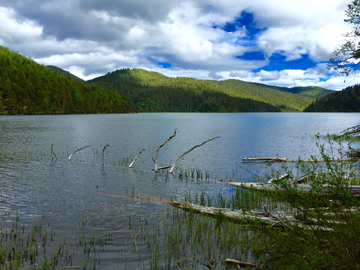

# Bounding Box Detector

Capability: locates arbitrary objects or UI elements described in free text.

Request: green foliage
[46,65,84,82]
[328,0,360,76]
[243,137,360,269]
[304,84,360,112]
[0,46,137,115]
[88,68,322,112]
[216,80,315,111]
[259,84,335,99]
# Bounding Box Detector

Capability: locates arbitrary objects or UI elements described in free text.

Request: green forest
[0,46,137,115]
[0,46,340,114]
[89,68,328,112]
[89,69,281,112]
[304,84,360,112]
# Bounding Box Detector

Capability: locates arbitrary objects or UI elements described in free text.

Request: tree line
[304,84,360,112]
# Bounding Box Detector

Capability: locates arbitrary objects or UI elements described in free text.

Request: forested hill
[47,65,84,82]
[304,84,360,112]
[88,69,280,112]
[88,68,320,112]
[0,46,137,115]
[214,80,314,111]
[250,83,334,99]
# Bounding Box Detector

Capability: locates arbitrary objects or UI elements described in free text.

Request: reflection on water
[0,113,359,268]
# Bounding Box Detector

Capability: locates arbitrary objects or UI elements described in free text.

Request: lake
[0,113,359,269]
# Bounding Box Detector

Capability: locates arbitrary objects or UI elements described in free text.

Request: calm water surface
[0,113,359,268]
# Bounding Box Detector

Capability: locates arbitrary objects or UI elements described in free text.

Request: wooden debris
[226,182,360,198]
[268,173,290,183]
[242,157,357,163]
[129,149,146,168]
[50,144,58,161]
[243,157,289,163]
[169,136,220,174]
[153,129,177,172]
[68,145,91,161]
[224,258,256,268]
[169,201,333,230]
[102,144,109,166]
[200,259,215,269]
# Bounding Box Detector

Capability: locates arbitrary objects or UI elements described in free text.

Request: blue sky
[0,0,356,90]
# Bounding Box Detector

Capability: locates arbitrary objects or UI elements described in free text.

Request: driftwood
[226,182,360,198]
[169,136,220,174]
[50,144,58,161]
[224,258,256,268]
[129,149,146,168]
[102,144,109,166]
[169,201,332,230]
[153,129,177,172]
[242,157,356,163]
[68,145,91,161]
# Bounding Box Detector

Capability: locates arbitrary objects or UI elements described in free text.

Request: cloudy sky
[0,0,357,90]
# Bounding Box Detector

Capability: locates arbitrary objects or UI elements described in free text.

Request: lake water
[0,113,359,268]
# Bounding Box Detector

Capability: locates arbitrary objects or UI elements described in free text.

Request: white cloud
[0,7,42,43]
[0,0,357,89]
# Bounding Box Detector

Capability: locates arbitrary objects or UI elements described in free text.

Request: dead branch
[50,144,58,161]
[102,144,109,166]
[68,145,91,161]
[129,149,146,168]
[169,136,220,174]
[268,173,290,183]
[153,129,177,172]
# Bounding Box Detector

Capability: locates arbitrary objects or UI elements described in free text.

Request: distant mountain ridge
[88,68,331,112]
[250,83,334,99]
[88,69,280,112]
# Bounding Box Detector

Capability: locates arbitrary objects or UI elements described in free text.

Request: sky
[0,0,358,90]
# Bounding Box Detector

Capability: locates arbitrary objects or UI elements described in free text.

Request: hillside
[88,69,280,112]
[88,68,318,112]
[0,46,137,115]
[215,80,314,111]
[47,65,84,82]
[249,83,334,99]
[304,84,360,112]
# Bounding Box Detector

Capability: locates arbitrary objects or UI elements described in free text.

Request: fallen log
[224,258,256,268]
[243,157,289,163]
[226,182,360,198]
[169,201,333,230]
[242,157,357,163]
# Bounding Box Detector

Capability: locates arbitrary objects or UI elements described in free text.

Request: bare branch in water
[68,145,91,161]
[169,136,220,174]
[102,144,109,166]
[154,128,177,172]
[50,144,58,161]
[129,149,146,168]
